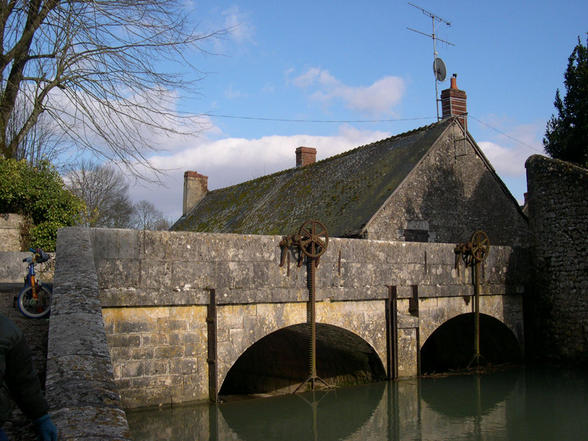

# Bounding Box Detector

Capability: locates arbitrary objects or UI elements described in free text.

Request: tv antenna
[407,2,455,121]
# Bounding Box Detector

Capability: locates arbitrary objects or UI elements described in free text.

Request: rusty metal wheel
[471,230,490,262]
[298,219,329,258]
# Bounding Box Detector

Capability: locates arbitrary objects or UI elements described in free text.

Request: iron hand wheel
[298,219,329,258]
[471,230,490,262]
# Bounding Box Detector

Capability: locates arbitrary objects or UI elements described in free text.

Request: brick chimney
[296,147,316,167]
[183,171,208,215]
[441,73,467,130]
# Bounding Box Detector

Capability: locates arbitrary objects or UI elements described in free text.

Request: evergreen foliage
[543,37,588,168]
[0,158,84,250]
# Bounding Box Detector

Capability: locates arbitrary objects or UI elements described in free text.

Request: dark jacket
[0,314,48,425]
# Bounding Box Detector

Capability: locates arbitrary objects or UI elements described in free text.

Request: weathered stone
[51,226,527,412]
[47,228,130,439]
[0,213,24,251]
[526,155,588,363]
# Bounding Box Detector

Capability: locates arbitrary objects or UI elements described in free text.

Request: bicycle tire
[17,284,52,319]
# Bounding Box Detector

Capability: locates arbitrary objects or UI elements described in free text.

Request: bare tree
[0,1,220,169]
[132,200,169,230]
[7,96,64,165]
[66,160,134,227]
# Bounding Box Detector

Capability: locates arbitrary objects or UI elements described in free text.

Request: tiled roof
[171,118,453,237]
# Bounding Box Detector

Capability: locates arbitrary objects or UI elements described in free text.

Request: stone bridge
[50,227,527,412]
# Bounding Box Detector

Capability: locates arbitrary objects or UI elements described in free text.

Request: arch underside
[216,300,387,394]
[420,312,523,374]
[418,295,524,348]
[219,323,386,396]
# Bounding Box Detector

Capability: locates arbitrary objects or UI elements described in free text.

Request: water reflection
[420,369,519,417]
[127,366,588,441]
[220,384,383,441]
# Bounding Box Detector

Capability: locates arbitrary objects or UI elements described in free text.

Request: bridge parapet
[47,227,131,438]
[92,229,528,307]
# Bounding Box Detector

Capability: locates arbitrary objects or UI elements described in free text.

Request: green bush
[0,158,84,250]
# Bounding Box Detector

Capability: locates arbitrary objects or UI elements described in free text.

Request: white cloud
[293,68,338,88]
[224,84,247,99]
[478,141,529,177]
[477,121,543,178]
[261,83,275,94]
[126,126,391,221]
[222,6,255,44]
[292,68,405,115]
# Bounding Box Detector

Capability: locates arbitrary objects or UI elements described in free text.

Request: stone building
[172,78,528,248]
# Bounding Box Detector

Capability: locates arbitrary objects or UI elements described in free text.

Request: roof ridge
[324,119,445,162]
[205,119,445,196]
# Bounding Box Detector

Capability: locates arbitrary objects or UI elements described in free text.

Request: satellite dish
[433,57,447,81]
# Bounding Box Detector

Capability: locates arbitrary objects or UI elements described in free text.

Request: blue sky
[126,0,587,221]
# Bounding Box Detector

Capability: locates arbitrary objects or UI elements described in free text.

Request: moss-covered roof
[171,119,453,237]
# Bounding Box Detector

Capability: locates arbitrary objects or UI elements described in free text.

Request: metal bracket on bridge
[279,219,332,392]
[454,231,490,368]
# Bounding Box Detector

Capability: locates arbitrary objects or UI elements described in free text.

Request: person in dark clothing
[0,314,57,441]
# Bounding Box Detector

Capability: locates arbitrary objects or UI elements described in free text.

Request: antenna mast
[407,2,454,121]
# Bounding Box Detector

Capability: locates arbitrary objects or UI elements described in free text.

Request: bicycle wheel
[17,284,52,318]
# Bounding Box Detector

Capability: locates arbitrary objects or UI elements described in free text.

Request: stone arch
[219,322,386,396]
[216,300,388,393]
[420,312,522,373]
[418,295,523,348]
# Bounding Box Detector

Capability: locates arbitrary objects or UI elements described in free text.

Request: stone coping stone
[47,228,131,440]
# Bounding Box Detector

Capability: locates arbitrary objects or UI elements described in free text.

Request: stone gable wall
[367,124,529,247]
[525,155,588,363]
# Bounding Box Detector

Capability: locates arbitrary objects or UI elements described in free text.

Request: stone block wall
[526,155,588,363]
[0,251,54,283]
[102,305,208,409]
[89,227,527,407]
[0,213,23,251]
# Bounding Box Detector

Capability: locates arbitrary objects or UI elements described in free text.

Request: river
[127,365,588,441]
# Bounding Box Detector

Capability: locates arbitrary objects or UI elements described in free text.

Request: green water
[127,366,588,441]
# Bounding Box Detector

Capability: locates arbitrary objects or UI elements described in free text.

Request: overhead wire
[468,115,544,154]
[202,112,544,154]
[201,113,435,124]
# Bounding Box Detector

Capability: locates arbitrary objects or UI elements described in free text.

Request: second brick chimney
[183,171,208,215]
[296,147,317,167]
[441,74,467,130]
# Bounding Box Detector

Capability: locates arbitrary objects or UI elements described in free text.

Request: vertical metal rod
[208,402,218,441]
[312,396,319,441]
[207,289,218,402]
[295,255,329,393]
[309,259,317,383]
[474,261,481,365]
[386,286,399,380]
[416,327,421,376]
[409,285,419,317]
[432,15,440,121]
